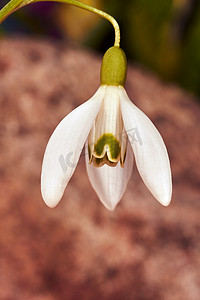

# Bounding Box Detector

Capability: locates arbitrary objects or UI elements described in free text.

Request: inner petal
[88,86,126,167]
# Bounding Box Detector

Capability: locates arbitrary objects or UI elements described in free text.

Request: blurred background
[1,1,200,300]
[1,0,200,97]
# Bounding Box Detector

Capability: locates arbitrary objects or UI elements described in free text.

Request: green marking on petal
[120,150,126,167]
[92,157,105,167]
[92,155,118,168]
[94,133,121,161]
[88,144,92,161]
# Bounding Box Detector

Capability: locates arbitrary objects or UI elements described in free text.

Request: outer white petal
[85,142,133,211]
[41,86,106,208]
[119,87,172,206]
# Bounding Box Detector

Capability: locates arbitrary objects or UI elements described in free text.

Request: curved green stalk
[0,0,120,47]
[0,0,23,23]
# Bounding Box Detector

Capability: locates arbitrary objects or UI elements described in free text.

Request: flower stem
[0,0,120,47]
[0,0,23,23]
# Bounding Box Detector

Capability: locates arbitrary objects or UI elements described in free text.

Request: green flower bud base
[100,46,127,86]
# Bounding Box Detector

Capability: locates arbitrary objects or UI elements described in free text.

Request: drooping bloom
[41,47,172,210]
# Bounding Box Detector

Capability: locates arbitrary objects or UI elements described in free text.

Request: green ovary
[94,133,121,161]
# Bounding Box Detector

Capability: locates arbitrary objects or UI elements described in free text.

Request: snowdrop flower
[41,46,172,210]
[0,1,172,210]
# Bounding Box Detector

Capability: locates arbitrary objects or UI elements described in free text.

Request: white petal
[85,142,133,210]
[88,85,123,163]
[41,86,106,208]
[119,87,172,206]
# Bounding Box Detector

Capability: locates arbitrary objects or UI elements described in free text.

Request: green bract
[100,46,127,86]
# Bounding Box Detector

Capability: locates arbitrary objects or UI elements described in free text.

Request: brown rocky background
[0,38,200,300]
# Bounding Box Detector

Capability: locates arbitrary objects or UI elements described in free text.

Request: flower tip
[160,196,172,207]
[41,185,63,208]
[100,196,120,211]
[104,202,117,211]
[156,189,172,207]
[43,200,58,209]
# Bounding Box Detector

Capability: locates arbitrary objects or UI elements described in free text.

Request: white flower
[41,46,172,210]
[41,84,172,210]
